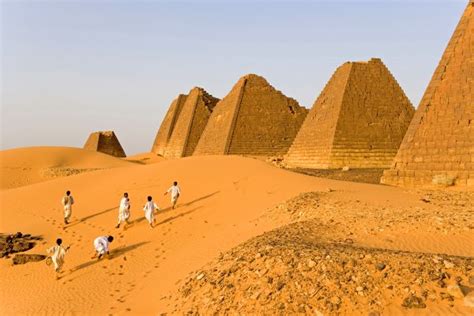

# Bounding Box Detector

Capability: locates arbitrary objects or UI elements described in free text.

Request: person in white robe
[61,190,74,225]
[92,235,114,259]
[47,238,70,273]
[164,181,181,209]
[143,196,160,228]
[116,192,131,229]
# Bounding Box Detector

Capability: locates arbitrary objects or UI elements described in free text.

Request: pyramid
[151,94,188,156]
[151,88,219,158]
[193,74,308,156]
[285,58,415,169]
[83,131,126,157]
[381,1,474,187]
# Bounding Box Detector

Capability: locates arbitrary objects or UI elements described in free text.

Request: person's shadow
[67,206,117,228]
[70,241,149,273]
[127,191,219,227]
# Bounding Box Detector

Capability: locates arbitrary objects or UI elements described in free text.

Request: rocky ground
[168,190,474,315]
[0,232,46,265]
[286,168,385,184]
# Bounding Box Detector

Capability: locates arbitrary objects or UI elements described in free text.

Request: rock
[276,281,285,291]
[342,166,350,172]
[464,294,474,307]
[308,259,316,268]
[469,276,474,285]
[444,260,455,269]
[196,273,205,281]
[368,312,381,316]
[402,295,426,309]
[330,296,341,305]
[12,254,46,265]
[375,263,386,271]
[447,284,465,298]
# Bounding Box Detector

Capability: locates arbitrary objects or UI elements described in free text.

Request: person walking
[61,190,74,225]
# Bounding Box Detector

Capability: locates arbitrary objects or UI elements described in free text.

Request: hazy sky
[1,0,467,154]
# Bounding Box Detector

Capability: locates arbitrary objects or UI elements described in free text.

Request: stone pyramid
[151,88,219,158]
[83,131,126,157]
[193,74,308,156]
[151,94,188,156]
[285,58,415,169]
[382,1,474,187]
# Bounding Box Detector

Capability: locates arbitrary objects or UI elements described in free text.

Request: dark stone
[12,254,46,265]
[376,263,386,271]
[402,295,426,309]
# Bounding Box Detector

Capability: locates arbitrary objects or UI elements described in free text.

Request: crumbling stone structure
[381,1,474,187]
[285,58,414,169]
[83,131,126,158]
[151,88,219,158]
[193,74,308,156]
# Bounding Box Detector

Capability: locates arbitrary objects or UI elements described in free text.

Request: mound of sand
[0,146,133,190]
[124,152,165,165]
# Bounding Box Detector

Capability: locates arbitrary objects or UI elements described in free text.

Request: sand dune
[0,154,472,314]
[0,146,134,190]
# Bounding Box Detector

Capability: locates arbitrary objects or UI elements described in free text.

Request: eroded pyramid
[151,88,219,158]
[83,131,126,158]
[285,58,415,169]
[193,74,308,156]
[381,1,474,187]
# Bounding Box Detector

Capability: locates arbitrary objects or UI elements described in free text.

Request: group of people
[47,181,181,275]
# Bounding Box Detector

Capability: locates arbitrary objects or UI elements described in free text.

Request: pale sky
[1,0,467,154]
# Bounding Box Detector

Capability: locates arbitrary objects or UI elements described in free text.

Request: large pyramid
[382,1,474,187]
[83,131,126,157]
[151,87,219,158]
[285,58,415,169]
[193,74,308,156]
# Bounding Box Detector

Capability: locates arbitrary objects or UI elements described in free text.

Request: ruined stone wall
[284,63,353,168]
[194,79,246,155]
[164,88,218,158]
[151,94,187,156]
[227,75,307,156]
[329,59,415,168]
[84,131,126,158]
[382,1,474,187]
[184,90,219,156]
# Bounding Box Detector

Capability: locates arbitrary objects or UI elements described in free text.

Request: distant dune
[0,146,134,190]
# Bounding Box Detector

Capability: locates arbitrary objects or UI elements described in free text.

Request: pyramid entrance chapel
[382,1,474,187]
[284,58,415,169]
[193,74,308,156]
[83,131,127,158]
[151,87,219,158]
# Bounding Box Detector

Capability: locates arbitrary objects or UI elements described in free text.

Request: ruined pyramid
[285,58,415,169]
[381,1,474,187]
[151,88,219,158]
[193,74,308,156]
[83,131,126,158]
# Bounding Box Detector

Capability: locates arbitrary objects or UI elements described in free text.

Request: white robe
[167,185,181,202]
[143,201,159,223]
[94,236,109,255]
[47,245,67,271]
[118,197,130,222]
[62,195,74,219]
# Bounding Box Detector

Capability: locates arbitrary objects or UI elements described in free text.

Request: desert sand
[0,147,473,315]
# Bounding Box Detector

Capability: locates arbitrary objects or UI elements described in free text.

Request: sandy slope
[0,154,472,315]
[124,152,165,165]
[0,146,134,190]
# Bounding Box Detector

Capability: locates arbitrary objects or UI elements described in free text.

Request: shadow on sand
[67,206,117,228]
[70,241,149,273]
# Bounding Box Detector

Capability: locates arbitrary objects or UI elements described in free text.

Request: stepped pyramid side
[193,78,246,155]
[194,74,307,156]
[329,59,415,168]
[151,94,187,156]
[83,131,126,158]
[284,63,353,168]
[382,1,474,187]
[164,88,219,158]
[285,58,414,169]
[226,75,307,156]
